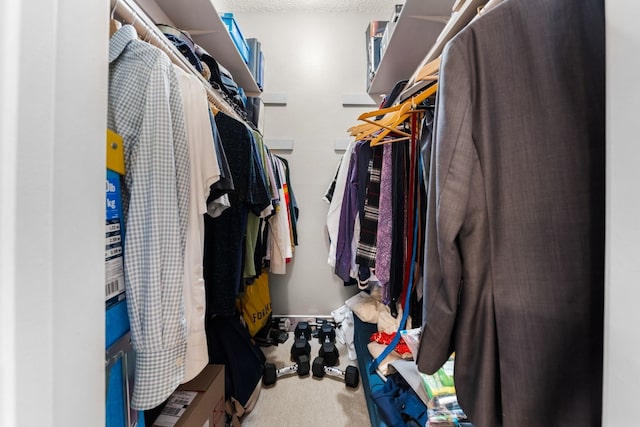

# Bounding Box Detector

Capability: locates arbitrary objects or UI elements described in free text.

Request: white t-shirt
[174,65,221,382]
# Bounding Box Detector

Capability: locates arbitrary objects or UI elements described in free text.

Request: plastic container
[220,13,250,64]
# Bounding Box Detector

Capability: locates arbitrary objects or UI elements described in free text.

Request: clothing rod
[112,0,245,123]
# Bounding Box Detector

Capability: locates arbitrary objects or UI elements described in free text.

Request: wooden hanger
[350,82,438,146]
[110,19,122,37]
[348,101,410,139]
[398,56,442,104]
[109,1,121,37]
[347,103,401,136]
[369,106,420,146]
[349,101,413,144]
[359,116,412,139]
[407,81,438,109]
[357,103,404,120]
[415,57,440,83]
[370,82,438,146]
[347,55,440,143]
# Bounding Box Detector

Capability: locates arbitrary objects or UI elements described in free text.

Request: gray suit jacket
[416,1,605,426]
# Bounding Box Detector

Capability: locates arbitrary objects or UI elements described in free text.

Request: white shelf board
[367,0,454,99]
[153,0,261,96]
[334,138,352,151]
[262,93,288,106]
[341,94,377,107]
[264,138,294,151]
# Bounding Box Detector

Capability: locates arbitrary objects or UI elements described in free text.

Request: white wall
[603,2,640,425]
[229,11,388,316]
[0,0,107,425]
[0,1,637,426]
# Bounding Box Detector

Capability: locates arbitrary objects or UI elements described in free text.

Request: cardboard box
[381,4,404,54]
[365,21,388,89]
[106,129,138,427]
[153,365,225,427]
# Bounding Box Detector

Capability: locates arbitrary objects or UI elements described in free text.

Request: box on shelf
[381,4,404,55]
[392,3,404,21]
[106,331,141,427]
[365,21,388,89]
[106,129,126,313]
[106,168,126,311]
[106,129,142,427]
[247,38,264,90]
[246,97,264,131]
[380,25,391,57]
[259,51,264,87]
[152,365,226,427]
[220,13,250,64]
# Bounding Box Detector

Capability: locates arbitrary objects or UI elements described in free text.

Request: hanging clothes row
[203,112,299,318]
[110,0,246,121]
[107,19,299,412]
[332,0,605,426]
[325,92,436,326]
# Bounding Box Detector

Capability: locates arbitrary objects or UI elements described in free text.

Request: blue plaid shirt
[108,25,190,410]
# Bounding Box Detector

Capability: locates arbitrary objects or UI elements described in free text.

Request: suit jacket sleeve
[417,40,477,374]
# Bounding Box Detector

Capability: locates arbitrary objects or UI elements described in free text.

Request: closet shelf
[153,0,262,97]
[367,0,454,100]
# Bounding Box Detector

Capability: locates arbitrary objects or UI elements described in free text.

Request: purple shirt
[335,141,366,282]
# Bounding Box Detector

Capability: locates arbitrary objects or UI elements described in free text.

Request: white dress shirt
[108,25,189,410]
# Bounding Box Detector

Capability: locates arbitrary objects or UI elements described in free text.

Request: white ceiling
[212,0,405,14]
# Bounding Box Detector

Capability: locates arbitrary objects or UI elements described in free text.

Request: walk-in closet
[1,0,638,426]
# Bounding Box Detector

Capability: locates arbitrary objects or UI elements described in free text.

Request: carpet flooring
[240,332,371,426]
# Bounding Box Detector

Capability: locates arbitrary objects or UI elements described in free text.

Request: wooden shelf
[152,0,261,97]
[367,0,454,99]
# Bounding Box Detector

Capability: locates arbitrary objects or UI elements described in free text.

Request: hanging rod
[111,0,246,123]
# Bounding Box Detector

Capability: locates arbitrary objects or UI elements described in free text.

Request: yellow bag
[237,271,272,337]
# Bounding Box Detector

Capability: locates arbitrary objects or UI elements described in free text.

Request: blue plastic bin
[220,13,250,64]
